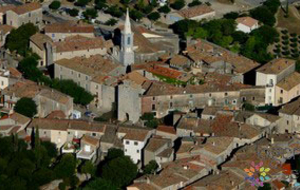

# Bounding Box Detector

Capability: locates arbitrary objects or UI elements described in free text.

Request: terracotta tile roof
[202,106,220,116]
[212,114,262,139]
[157,147,173,158]
[81,135,100,147]
[119,25,162,54]
[9,112,30,125]
[177,117,213,134]
[156,125,176,135]
[145,137,171,152]
[169,54,190,67]
[256,58,295,74]
[10,3,41,15]
[37,88,71,104]
[8,67,22,78]
[28,118,107,133]
[121,71,148,85]
[55,55,121,77]
[8,126,21,135]
[44,23,94,34]
[203,137,234,155]
[53,35,109,53]
[279,96,300,115]
[0,5,16,13]
[3,80,40,98]
[254,113,281,123]
[0,25,14,35]
[143,80,251,97]
[177,4,215,19]
[30,33,52,50]
[277,72,300,91]
[128,183,158,190]
[46,110,66,119]
[0,125,15,131]
[236,16,258,27]
[186,39,259,74]
[118,126,152,142]
[190,169,245,189]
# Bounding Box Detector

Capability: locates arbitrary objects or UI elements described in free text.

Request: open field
[276,5,300,35]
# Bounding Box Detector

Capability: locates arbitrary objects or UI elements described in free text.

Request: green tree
[83,8,98,19]
[148,12,160,21]
[143,160,158,174]
[130,9,143,21]
[5,23,38,56]
[106,148,124,161]
[14,98,37,117]
[68,8,79,17]
[170,0,185,10]
[81,161,96,179]
[41,141,58,158]
[191,27,208,39]
[18,56,43,81]
[49,1,61,10]
[140,113,158,128]
[188,0,202,7]
[105,18,118,26]
[83,178,118,190]
[105,5,124,18]
[250,6,276,26]
[54,154,76,179]
[223,12,239,19]
[244,102,255,111]
[158,5,171,14]
[75,0,90,6]
[101,156,137,188]
[296,60,300,73]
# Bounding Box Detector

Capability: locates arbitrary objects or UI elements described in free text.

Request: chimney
[271,138,274,144]
[212,141,215,146]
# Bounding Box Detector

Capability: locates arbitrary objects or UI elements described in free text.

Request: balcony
[61,142,76,154]
[76,149,96,160]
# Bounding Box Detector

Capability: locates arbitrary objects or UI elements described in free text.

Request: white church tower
[120,8,134,66]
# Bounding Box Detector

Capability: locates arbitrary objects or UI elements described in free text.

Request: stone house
[166,5,215,24]
[0,67,22,90]
[54,55,125,111]
[44,22,95,42]
[169,54,191,70]
[26,118,106,149]
[77,135,100,162]
[186,39,260,83]
[1,80,73,118]
[275,72,300,105]
[33,88,73,118]
[0,5,16,25]
[256,58,295,105]
[117,126,153,165]
[236,16,259,33]
[277,97,300,133]
[30,33,114,67]
[155,125,177,141]
[0,112,31,130]
[144,136,173,166]
[6,3,42,28]
[0,25,14,47]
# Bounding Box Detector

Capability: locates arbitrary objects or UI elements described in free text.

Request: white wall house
[236,17,259,33]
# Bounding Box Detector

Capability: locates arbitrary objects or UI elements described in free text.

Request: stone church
[112,9,180,65]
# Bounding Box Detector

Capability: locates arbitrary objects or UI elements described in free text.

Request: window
[137,150,139,153]
[170,95,173,99]
[287,120,289,125]
[44,131,46,134]
[96,85,98,90]
[92,133,96,136]
[252,97,255,101]
[190,94,193,98]
[152,104,155,110]
[78,73,81,78]
[242,97,246,102]
[125,149,127,152]
[60,66,62,71]
[232,99,237,104]
[68,132,70,134]
[1,81,3,86]
[225,99,229,105]
[209,93,212,97]
[269,89,272,93]
[29,12,31,17]
[134,142,138,146]
[126,140,129,144]
[153,97,155,100]
[52,34,55,38]
[127,37,130,45]
[225,92,228,96]
[281,89,283,94]
[170,102,173,108]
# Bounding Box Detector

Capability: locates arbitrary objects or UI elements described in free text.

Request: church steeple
[120,8,134,67]
[124,8,132,34]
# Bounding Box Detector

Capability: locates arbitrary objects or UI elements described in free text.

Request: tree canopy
[5,23,38,56]
[14,97,37,117]
[49,1,61,10]
[170,0,185,10]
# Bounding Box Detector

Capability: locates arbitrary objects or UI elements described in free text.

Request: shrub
[282,40,289,45]
[68,8,79,17]
[290,37,298,42]
[282,35,289,40]
[147,12,160,21]
[170,0,185,10]
[105,18,118,26]
[282,50,290,55]
[282,46,289,50]
[290,43,298,48]
[281,30,288,34]
[158,5,171,14]
[49,1,61,10]
[291,33,297,37]
[188,0,202,7]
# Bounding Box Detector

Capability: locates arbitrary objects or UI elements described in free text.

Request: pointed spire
[124,8,132,34]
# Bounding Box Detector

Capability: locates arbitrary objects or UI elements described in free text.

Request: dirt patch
[276,5,300,35]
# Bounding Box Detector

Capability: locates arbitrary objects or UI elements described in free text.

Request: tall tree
[14,98,37,117]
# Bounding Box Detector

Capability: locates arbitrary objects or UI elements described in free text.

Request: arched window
[127,37,130,45]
